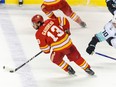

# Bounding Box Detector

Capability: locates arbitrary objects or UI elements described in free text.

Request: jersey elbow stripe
[47,12,54,18]
[41,49,50,53]
[40,45,50,52]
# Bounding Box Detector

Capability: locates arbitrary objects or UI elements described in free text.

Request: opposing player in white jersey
[86,15,116,55]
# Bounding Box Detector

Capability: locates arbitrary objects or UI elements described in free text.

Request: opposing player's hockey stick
[3,51,43,73]
[95,52,116,60]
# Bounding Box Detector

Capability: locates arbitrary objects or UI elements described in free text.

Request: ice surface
[0,6,116,87]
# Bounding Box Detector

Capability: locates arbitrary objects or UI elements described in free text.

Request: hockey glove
[86,44,95,55]
[86,35,100,55]
[65,29,71,35]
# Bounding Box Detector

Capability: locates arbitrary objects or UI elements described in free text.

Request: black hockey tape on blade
[3,66,15,73]
[9,70,15,73]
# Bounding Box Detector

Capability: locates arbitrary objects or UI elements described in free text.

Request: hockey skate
[19,2,23,6]
[85,68,95,75]
[80,21,86,28]
[67,65,75,75]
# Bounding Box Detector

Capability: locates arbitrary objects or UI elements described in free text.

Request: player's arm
[57,17,71,35]
[36,34,51,54]
[86,35,100,55]
[86,30,108,55]
[86,21,112,55]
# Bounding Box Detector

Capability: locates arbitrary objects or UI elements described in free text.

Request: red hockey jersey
[35,17,72,53]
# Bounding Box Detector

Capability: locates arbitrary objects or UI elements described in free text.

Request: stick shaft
[14,51,42,72]
[95,52,116,60]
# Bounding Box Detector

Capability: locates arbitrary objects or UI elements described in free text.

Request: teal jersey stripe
[96,32,106,42]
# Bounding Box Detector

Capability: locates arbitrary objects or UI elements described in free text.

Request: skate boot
[19,2,23,6]
[80,21,86,28]
[85,68,95,75]
[67,65,75,75]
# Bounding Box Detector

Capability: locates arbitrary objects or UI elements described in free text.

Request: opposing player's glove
[86,35,100,55]
[86,44,95,55]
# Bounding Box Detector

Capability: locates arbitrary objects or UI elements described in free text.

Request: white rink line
[0,9,38,87]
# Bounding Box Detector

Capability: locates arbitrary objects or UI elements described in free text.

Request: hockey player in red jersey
[41,0,86,28]
[31,14,94,75]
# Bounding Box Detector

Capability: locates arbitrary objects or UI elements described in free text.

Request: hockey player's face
[33,22,41,30]
[113,23,116,28]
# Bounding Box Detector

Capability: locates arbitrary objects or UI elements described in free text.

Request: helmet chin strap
[34,22,44,30]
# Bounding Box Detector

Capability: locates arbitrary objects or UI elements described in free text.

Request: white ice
[0,5,116,87]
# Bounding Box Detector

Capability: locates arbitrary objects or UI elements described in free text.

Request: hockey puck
[3,66,5,69]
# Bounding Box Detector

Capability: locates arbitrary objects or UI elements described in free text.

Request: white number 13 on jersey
[47,25,64,42]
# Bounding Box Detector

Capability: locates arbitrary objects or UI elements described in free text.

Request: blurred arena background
[0,0,106,6]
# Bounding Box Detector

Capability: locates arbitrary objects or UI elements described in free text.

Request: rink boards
[1,0,106,6]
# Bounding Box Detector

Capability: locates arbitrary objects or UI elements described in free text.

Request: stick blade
[3,66,15,73]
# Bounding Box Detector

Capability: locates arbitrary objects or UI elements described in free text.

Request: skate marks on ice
[0,9,38,87]
[0,6,116,87]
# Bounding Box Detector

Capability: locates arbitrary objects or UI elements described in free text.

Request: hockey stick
[95,52,116,60]
[3,51,43,73]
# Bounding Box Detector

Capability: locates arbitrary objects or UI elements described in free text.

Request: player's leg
[50,51,75,75]
[66,45,95,75]
[41,4,57,19]
[59,0,86,27]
